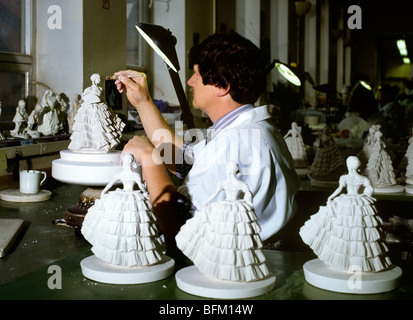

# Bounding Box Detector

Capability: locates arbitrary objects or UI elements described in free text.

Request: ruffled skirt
[285,136,308,168]
[69,103,125,152]
[81,189,165,267]
[176,200,270,282]
[299,194,392,272]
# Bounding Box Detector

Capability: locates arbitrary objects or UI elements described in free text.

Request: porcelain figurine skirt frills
[81,188,165,267]
[285,135,308,168]
[68,102,125,152]
[299,193,392,272]
[176,199,270,282]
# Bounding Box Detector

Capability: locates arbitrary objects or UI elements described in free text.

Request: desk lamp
[135,23,195,129]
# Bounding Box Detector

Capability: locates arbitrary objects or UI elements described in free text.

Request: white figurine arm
[327,180,345,204]
[362,177,374,197]
[101,176,119,195]
[204,184,223,205]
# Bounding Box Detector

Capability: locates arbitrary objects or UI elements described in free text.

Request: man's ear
[216,84,230,97]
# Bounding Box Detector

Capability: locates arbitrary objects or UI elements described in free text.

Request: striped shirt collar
[207,104,254,142]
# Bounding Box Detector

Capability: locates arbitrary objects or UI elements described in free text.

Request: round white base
[175,266,276,299]
[0,189,52,202]
[52,150,124,186]
[303,259,402,294]
[373,184,404,194]
[405,184,413,195]
[310,179,339,188]
[80,255,175,284]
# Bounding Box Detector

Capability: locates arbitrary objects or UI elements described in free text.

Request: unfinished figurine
[284,122,308,168]
[36,90,64,136]
[81,153,165,267]
[25,104,43,138]
[309,127,346,185]
[365,131,398,189]
[68,94,82,133]
[405,129,413,180]
[357,124,381,170]
[176,161,269,282]
[10,100,29,138]
[300,156,392,272]
[68,74,125,152]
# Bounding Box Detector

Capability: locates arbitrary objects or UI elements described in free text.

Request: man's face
[187,65,217,112]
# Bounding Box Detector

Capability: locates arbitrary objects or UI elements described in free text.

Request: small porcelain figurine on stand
[10,100,29,139]
[300,156,402,294]
[80,153,174,284]
[175,162,275,299]
[309,127,346,187]
[284,122,310,178]
[365,131,404,194]
[404,128,413,194]
[357,124,381,171]
[52,73,126,233]
[36,90,64,136]
[25,104,43,138]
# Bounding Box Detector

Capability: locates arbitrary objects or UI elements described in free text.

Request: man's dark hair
[188,30,266,105]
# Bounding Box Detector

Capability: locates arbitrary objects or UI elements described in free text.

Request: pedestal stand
[303,258,402,294]
[52,150,123,235]
[373,185,405,194]
[175,266,276,299]
[80,255,175,285]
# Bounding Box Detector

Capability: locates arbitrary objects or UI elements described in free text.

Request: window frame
[0,0,35,125]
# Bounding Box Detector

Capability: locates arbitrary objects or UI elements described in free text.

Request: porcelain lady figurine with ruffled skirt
[284,122,308,169]
[81,153,165,267]
[68,73,125,152]
[176,161,270,282]
[309,127,346,186]
[365,131,403,193]
[300,156,392,272]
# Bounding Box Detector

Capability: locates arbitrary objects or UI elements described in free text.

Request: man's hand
[115,70,151,108]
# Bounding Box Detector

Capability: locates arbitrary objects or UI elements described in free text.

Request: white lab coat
[178,105,300,241]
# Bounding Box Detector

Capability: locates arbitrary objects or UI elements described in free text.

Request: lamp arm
[168,68,195,129]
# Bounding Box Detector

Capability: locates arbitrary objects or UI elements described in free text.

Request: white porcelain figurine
[176,161,269,282]
[10,100,29,139]
[68,74,125,152]
[300,156,392,272]
[81,153,165,267]
[284,122,308,169]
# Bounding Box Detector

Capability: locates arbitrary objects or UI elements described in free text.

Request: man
[115,31,300,249]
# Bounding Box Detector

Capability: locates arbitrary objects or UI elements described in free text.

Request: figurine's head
[346,156,360,172]
[18,100,26,108]
[226,161,239,175]
[90,74,101,85]
[121,153,137,169]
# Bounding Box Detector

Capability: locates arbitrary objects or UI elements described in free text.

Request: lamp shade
[135,23,180,72]
[275,61,310,87]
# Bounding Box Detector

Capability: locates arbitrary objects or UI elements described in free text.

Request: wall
[36,0,84,103]
[150,0,187,107]
[36,0,127,116]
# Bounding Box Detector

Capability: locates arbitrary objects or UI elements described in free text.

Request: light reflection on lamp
[135,25,178,73]
[360,80,372,91]
[275,62,302,86]
[135,23,195,129]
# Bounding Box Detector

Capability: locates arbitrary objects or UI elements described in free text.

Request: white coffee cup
[19,170,47,194]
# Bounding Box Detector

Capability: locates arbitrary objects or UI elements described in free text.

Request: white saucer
[303,258,402,294]
[175,265,276,299]
[0,189,52,202]
[80,254,175,285]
